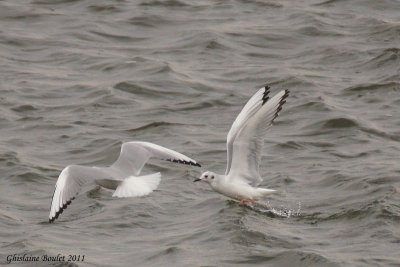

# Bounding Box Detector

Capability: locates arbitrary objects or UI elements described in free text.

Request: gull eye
[211,176,214,179]
[205,175,208,178]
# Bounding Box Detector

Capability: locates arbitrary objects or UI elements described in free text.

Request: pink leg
[239,199,256,206]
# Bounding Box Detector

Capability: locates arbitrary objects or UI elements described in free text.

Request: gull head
[194,171,217,184]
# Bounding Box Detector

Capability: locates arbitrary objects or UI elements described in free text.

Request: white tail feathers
[256,188,277,197]
[112,172,161,198]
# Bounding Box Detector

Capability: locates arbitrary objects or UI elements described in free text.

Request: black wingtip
[49,197,75,223]
[166,159,201,168]
[272,89,290,122]
[262,85,271,105]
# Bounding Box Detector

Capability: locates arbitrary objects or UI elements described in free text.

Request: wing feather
[226,85,271,174]
[227,88,289,185]
[49,165,93,223]
[109,141,200,177]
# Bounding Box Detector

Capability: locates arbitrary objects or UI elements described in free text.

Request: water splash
[249,201,302,218]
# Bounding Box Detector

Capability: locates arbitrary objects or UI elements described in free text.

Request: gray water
[1,0,400,266]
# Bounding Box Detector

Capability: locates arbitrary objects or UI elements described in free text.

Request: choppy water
[1,0,400,266]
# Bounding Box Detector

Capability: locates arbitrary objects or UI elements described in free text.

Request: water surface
[1,0,399,266]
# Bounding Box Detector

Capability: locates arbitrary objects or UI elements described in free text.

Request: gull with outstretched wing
[49,141,200,223]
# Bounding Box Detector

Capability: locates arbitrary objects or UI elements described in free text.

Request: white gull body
[195,85,289,205]
[49,141,200,222]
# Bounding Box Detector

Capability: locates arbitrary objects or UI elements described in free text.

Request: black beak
[193,178,201,182]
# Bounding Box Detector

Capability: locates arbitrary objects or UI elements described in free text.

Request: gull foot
[239,199,256,206]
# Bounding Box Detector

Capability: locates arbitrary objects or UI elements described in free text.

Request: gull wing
[49,165,102,223]
[225,85,271,175]
[226,89,289,185]
[109,141,201,177]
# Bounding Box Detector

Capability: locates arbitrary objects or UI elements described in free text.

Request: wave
[139,0,190,7]
[344,82,399,95]
[125,121,184,133]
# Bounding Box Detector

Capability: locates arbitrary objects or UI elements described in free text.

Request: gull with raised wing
[194,85,289,206]
[49,141,200,223]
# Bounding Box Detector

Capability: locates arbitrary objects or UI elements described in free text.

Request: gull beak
[193,178,201,182]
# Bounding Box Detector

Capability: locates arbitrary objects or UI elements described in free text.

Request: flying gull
[49,141,200,222]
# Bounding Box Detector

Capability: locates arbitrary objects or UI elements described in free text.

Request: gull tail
[256,187,277,197]
[112,172,161,198]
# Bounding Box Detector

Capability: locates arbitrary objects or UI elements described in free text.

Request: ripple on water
[344,81,399,94]
[1,0,400,266]
[139,0,190,8]
[300,117,360,137]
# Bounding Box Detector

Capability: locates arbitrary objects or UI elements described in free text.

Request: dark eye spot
[205,175,208,178]
[211,176,214,179]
